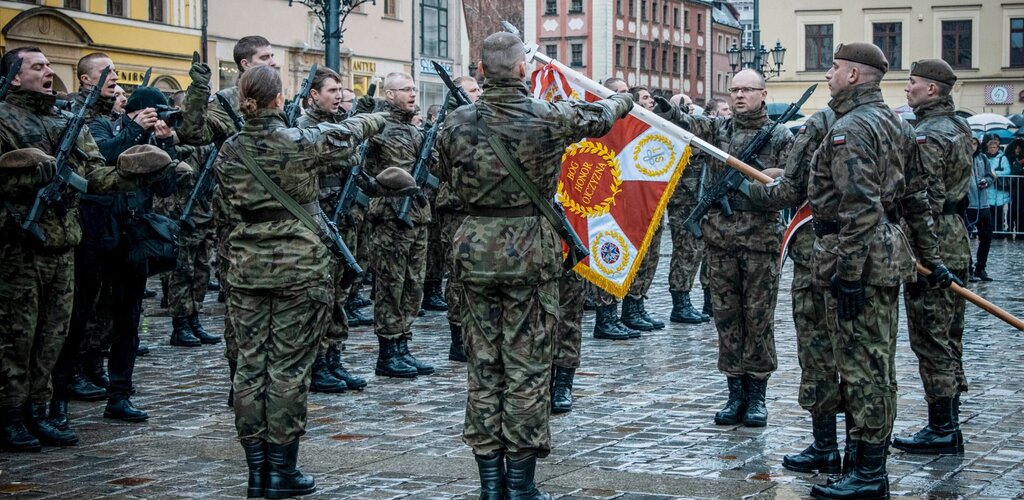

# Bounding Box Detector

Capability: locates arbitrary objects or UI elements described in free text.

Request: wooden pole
[916,262,1024,331]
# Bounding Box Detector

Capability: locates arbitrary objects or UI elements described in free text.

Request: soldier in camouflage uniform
[438,32,633,499]
[893,59,973,456]
[656,69,793,428]
[295,66,368,393]
[216,66,386,498]
[0,47,173,452]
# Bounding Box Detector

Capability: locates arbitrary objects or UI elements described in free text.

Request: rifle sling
[216,92,244,132]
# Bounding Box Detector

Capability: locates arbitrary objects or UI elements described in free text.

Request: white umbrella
[967,113,1015,131]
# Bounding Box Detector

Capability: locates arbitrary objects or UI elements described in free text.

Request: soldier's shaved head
[383,71,414,91]
[479,32,526,81]
[604,77,628,93]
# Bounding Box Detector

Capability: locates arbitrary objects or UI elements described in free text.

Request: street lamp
[728,39,786,79]
[727,42,741,71]
[289,0,377,72]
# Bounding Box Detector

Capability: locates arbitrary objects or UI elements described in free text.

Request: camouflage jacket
[0,90,146,248]
[807,83,916,287]
[911,96,973,269]
[363,100,431,224]
[437,79,631,286]
[434,98,472,214]
[215,108,384,291]
[295,105,362,204]
[178,83,242,147]
[667,151,706,208]
[167,143,217,227]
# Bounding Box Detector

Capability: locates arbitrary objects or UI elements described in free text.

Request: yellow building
[1,0,201,93]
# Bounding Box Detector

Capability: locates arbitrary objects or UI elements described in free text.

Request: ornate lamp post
[727,40,786,78]
[289,0,376,72]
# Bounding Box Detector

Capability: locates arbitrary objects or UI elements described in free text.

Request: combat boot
[702,287,714,318]
[421,279,448,311]
[505,453,551,500]
[349,292,372,309]
[241,438,268,498]
[25,403,78,446]
[620,296,654,331]
[475,453,505,500]
[551,366,576,414]
[345,299,373,327]
[309,355,347,393]
[743,376,768,427]
[670,291,705,324]
[892,398,962,455]
[326,344,367,390]
[103,397,149,422]
[48,398,70,431]
[593,305,632,340]
[714,377,748,425]
[189,313,222,344]
[1,408,41,452]
[636,298,665,329]
[375,337,418,378]
[65,371,107,402]
[265,440,316,499]
[783,413,841,473]
[228,360,237,407]
[811,440,889,500]
[398,339,435,375]
[170,316,202,347]
[448,323,467,362]
[82,350,109,388]
[952,394,964,447]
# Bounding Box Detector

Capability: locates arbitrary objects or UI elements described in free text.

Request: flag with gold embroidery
[531,63,691,298]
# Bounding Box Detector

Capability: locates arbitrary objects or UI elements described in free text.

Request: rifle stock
[331,84,376,226]
[285,64,318,126]
[179,145,219,228]
[395,90,444,229]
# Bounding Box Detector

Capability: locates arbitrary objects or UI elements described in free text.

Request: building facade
[709,0,741,101]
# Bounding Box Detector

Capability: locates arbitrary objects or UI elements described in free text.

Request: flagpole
[914,262,1024,331]
[529,49,774,185]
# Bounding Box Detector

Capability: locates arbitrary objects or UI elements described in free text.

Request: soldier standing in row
[439,31,633,498]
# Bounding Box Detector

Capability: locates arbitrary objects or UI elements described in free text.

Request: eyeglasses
[728,87,765,95]
[389,87,417,93]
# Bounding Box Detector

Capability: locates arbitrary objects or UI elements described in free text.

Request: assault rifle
[682,83,817,239]
[432,61,471,108]
[331,83,376,227]
[21,66,112,241]
[0,57,22,102]
[395,91,442,229]
[285,63,317,127]
[178,145,218,228]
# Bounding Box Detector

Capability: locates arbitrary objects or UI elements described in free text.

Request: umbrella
[967,113,1015,131]
[767,102,805,122]
[1007,114,1024,129]
[979,128,1017,145]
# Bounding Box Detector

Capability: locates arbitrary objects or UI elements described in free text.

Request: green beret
[376,166,417,192]
[117,144,172,178]
[833,42,888,73]
[910,59,957,86]
[0,148,54,172]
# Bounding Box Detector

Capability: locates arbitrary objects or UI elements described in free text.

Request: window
[683,52,690,76]
[641,0,647,21]
[64,0,83,9]
[684,10,690,30]
[384,0,398,17]
[149,0,164,22]
[545,0,557,15]
[941,20,972,68]
[805,24,833,71]
[651,47,657,71]
[107,0,125,16]
[546,44,558,60]
[628,0,635,18]
[672,50,679,73]
[662,5,668,25]
[616,0,622,16]
[697,13,703,32]
[696,55,703,77]
[640,46,647,69]
[661,50,667,73]
[421,0,448,58]
[1013,18,1024,67]
[569,0,582,14]
[615,43,622,66]
[673,7,679,28]
[628,45,634,66]
[717,34,723,52]
[872,22,902,70]
[652,1,657,23]
[571,43,584,67]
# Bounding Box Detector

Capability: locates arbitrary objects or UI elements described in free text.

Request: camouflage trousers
[230,282,331,445]
[218,224,237,363]
[627,225,663,299]
[350,213,372,299]
[440,212,467,326]
[318,203,363,356]
[555,271,585,369]
[824,284,900,445]
[792,262,841,416]
[371,221,428,339]
[0,243,73,409]
[462,279,558,458]
[904,268,969,401]
[707,246,780,379]
[168,224,214,318]
[668,205,704,293]
[425,220,444,281]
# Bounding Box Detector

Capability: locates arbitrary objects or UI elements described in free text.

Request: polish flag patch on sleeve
[832,134,846,145]
[916,135,928,144]
[799,125,808,134]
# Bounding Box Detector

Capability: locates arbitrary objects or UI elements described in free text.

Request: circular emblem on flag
[557,141,623,219]
[632,133,675,177]
[591,230,630,275]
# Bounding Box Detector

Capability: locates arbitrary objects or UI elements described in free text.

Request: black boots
[65,371,107,402]
[551,366,575,414]
[49,398,70,431]
[82,351,109,388]
[783,413,841,474]
[421,279,448,311]
[344,297,373,327]
[170,316,202,347]
[189,313,222,344]
[326,344,367,390]
[505,453,551,500]
[309,354,348,393]
[398,339,435,375]
[241,439,268,498]
[593,304,638,340]
[743,376,768,427]
[103,398,149,422]
[375,337,418,378]
[26,402,78,447]
[892,398,963,455]
[714,377,747,425]
[449,323,467,362]
[670,291,707,324]
[475,453,505,500]
[811,440,889,500]
[702,287,714,317]
[265,440,316,499]
[620,296,654,331]
[1,408,41,452]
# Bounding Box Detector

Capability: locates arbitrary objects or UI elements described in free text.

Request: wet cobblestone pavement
[3,238,1024,499]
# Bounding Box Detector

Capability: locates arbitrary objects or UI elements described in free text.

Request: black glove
[830,274,866,321]
[35,159,57,185]
[188,58,212,87]
[653,95,673,114]
[354,95,377,115]
[924,262,963,289]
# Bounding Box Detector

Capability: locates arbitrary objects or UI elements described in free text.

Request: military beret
[910,59,957,86]
[833,43,888,73]
[376,166,417,191]
[125,86,168,112]
[117,144,172,177]
[0,148,54,172]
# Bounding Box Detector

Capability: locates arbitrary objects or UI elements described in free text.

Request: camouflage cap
[910,59,957,86]
[833,42,888,73]
[117,144,172,177]
[0,148,55,172]
[376,166,416,191]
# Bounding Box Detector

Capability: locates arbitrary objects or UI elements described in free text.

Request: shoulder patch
[799,125,808,134]
[915,134,928,144]
[832,134,846,145]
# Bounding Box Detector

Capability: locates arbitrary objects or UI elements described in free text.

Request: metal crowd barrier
[988,174,1024,237]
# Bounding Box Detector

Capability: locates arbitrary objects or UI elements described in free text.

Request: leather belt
[319,176,343,188]
[465,205,540,217]
[813,211,898,238]
[240,202,321,224]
